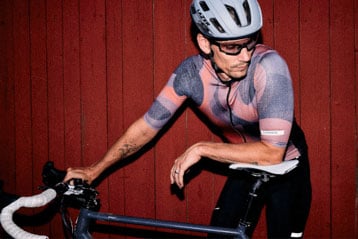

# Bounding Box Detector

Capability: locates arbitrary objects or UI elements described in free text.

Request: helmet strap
[209,50,236,85]
[209,51,222,73]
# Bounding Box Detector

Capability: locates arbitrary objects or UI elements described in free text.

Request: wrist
[192,141,210,158]
[88,161,106,181]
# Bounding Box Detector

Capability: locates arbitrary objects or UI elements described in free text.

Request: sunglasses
[209,36,258,56]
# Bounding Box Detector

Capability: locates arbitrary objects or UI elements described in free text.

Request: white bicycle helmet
[190,0,263,40]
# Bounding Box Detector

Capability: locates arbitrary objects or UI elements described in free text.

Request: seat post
[238,172,272,231]
[229,160,299,238]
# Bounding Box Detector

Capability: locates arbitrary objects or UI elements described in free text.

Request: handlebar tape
[0,188,57,239]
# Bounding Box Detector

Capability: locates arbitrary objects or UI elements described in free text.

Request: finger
[174,168,184,189]
[170,167,176,184]
[63,173,78,184]
[64,169,88,184]
[63,169,73,182]
[177,172,184,188]
[171,166,179,184]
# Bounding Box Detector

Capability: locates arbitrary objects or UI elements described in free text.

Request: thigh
[266,155,312,238]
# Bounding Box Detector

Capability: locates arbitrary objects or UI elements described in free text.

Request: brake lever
[41,161,100,210]
[62,180,100,210]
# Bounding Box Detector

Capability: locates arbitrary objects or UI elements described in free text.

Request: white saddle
[229,159,299,175]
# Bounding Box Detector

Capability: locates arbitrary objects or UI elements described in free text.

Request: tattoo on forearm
[119,143,141,159]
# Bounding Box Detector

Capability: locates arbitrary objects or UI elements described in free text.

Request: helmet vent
[225,5,241,26]
[243,0,252,25]
[225,1,252,27]
[210,18,225,33]
[199,1,210,11]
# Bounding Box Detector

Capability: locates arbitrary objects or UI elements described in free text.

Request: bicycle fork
[74,209,93,239]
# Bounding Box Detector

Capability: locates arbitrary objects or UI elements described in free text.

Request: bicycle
[0,159,299,239]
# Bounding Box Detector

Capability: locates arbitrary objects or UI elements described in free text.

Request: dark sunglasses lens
[211,36,257,55]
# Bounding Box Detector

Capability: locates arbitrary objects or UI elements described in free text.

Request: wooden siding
[0,0,357,238]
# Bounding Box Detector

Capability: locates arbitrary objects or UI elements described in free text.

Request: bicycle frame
[74,208,248,239]
[69,164,282,239]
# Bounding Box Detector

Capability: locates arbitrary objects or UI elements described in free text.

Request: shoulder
[172,55,205,101]
[174,55,205,75]
[252,45,289,75]
[249,45,293,97]
[251,46,294,121]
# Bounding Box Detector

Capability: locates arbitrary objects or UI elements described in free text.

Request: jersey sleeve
[143,73,187,130]
[254,51,294,148]
[144,56,204,130]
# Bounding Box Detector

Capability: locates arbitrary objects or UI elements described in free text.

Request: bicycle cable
[226,83,247,143]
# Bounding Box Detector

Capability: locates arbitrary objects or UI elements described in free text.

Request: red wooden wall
[0,0,357,238]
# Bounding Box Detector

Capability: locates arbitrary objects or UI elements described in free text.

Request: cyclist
[64,0,312,238]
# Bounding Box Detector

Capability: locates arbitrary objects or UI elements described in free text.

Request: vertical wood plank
[79,0,107,170]
[355,1,358,237]
[121,0,155,224]
[259,0,274,46]
[0,0,15,195]
[62,1,83,237]
[0,0,8,182]
[355,58,358,238]
[46,0,65,237]
[153,0,188,230]
[47,0,65,175]
[330,0,356,237]
[300,0,331,238]
[29,0,51,235]
[13,0,33,196]
[79,0,108,237]
[63,0,81,170]
[0,4,16,236]
[11,1,35,236]
[29,0,48,192]
[106,0,126,225]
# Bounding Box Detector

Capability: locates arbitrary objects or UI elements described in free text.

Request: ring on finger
[174,170,179,174]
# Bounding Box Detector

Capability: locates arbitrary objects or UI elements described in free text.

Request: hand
[170,144,202,189]
[63,166,95,185]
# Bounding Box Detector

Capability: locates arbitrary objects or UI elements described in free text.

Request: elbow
[260,142,286,165]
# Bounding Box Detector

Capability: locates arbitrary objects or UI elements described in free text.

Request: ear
[196,33,211,55]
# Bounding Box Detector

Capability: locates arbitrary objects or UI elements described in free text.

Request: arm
[64,117,158,184]
[64,58,195,184]
[171,140,285,188]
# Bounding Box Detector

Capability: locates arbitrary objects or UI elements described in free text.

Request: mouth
[231,64,248,72]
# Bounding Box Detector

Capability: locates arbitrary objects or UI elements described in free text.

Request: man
[64,0,311,238]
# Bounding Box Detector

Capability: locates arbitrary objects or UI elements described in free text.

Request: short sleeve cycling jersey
[144,44,301,160]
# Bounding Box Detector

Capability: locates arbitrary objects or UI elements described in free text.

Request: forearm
[78,118,158,182]
[195,141,285,165]
[170,140,285,189]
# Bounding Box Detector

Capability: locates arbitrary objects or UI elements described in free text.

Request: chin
[231,71,247,79]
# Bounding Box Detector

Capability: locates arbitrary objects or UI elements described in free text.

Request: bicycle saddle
[229,159,299,175]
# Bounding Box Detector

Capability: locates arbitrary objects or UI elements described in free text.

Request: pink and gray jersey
[144,45,301,160]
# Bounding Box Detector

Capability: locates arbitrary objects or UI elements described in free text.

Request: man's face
[210,37,256,81]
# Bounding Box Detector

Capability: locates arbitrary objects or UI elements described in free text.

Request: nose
[238,47,253,61]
